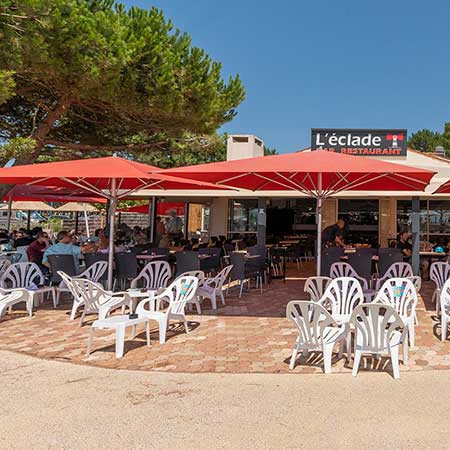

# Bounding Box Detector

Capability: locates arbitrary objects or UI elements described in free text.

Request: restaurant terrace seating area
[1,253,450,378]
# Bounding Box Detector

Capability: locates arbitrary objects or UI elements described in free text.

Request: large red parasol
[164,150,436,274]
[0,156,234,288]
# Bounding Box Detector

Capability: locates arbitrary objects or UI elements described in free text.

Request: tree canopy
[407,128,443,153]
[0,0,246,164]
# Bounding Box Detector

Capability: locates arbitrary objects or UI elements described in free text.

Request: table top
[420,252,447,257]
[127,288,159,298]
[93,314,149,328]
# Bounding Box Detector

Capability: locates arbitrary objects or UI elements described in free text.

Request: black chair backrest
[347,249,375,282]
[84,253,109,281]
[247,245,266,270]
[378,248,403,276]
[114,252,138,279]
[48,254,76,283]
[198,247,221,272]
[175,251,200,276]
[320,247,344,277]
[230,252,245,281]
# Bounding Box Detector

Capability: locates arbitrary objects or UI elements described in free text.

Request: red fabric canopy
[3,185,106,203]
[163,150,435,194]
[118,202,185,216]
[0,156,234,197]
[434,180,450,194]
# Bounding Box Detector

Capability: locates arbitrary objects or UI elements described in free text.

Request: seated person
[397,230,412,261]
[14,228,34,247]
[42,230,92,268]
[27,231,49,265]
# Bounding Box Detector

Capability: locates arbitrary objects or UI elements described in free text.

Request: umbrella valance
[0,201,55,211]
[3,185,106,203]
[56,202,99,213]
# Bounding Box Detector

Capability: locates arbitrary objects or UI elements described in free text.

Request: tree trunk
[0,96,71,207]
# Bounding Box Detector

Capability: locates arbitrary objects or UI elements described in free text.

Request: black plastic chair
[230,252,261,297]
[47,254,76,284]
[377,248,403,277]
[175,251,200,277]
[347,248,376,284]
[114,252,138,289]
[146,247,170,262]
[84,253,109,281]
[199,248,221,274]
[320,247,344,277]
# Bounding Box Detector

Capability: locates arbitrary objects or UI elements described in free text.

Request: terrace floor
[0,262,449,375]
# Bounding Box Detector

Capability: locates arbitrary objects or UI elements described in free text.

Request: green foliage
[0,136,36,164]
[0,0,245,163]
[0,70,15,105]
[407,128,443,153]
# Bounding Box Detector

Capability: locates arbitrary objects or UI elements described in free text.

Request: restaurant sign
[311,128,407,156]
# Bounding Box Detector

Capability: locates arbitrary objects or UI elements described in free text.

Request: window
[228,199,258,234]
[338,199,379,244]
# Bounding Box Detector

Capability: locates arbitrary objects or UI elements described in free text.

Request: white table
[86,314,151,358]
[127,288,161,312]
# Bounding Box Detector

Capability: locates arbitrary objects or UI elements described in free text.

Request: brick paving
[0,263,449,375]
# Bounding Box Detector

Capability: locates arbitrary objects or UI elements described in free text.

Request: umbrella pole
[316,197,322,276]
[6,195,12,231]
[107,179,117,291]
[83,209,90,238]
[316,173,323,276]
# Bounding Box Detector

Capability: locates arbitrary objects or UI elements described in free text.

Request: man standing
[322,219,346,248]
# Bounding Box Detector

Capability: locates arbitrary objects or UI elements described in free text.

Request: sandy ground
[0,350,449,450]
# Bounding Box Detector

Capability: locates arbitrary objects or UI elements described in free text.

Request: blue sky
[124,0,450,153]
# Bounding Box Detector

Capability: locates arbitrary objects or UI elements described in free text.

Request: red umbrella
[433,180,450,194]
[164,150,436,274]
[0,156,234,288]
[118,202,185,216]
[3,185,107,203]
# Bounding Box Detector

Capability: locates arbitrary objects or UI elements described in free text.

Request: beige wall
[379,198,397,247]
[209,198,228,236]
[322,198,337,228]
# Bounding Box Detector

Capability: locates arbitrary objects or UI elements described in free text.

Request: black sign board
[311,128,407,156]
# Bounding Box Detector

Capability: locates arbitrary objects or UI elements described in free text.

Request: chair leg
[70,302,78,321]
[323,344,333,374]
[239,281,244,298]
[436,289,441,316]
[403,332,409,365]
[408,323,415,348]
[289,339,300,370]
[390,346,400,379]
[352,349,362,377]
[159,318,168,344]
[146,320,151,347]
[184,317,189,334]
[86,327,95,357]
[442,315,448,342]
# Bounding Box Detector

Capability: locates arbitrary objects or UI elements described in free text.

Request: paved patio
[0,263,449,375]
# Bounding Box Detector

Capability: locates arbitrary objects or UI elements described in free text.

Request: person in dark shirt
[26,231,49,265]
[322,219,345,247]
[396,230,412,261]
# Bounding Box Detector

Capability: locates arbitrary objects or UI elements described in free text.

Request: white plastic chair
[136,275,199,344]
[130,261,171,290]
[286,301,349,374]
[430,262,450,315]
[318,277,364,325]
[439,278,450,341]
[350,303,407,379]
[303,276,332,302]
[0,258,11,279]
[177,270,204,314]
[16,246,29,262]
[330,262,376,301]
[0,262,55,308]
[70,278,131,325]
[0,288,32,317]
[55,261,108,306]
[197,265,233,311]
[374,278,417,348]
[375,262,413,290]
